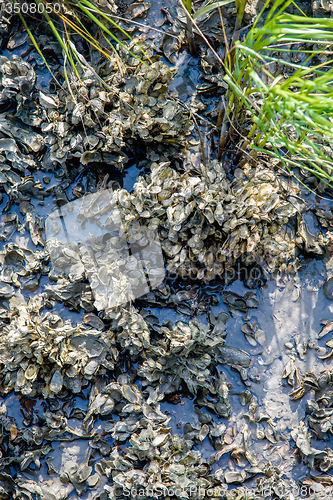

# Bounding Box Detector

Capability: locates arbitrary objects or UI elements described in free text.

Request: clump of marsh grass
[181,0,333,187]
[222,0,333,186]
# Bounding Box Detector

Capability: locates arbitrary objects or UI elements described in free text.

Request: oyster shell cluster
[0,50,193,174]
[113,160,333,281]
[0,297,118,397]
[0,290,238,415]
[107,159,299,280]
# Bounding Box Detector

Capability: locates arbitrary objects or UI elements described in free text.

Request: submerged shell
[49,370,63,394]
[324,278,333,300]
[0,282,15,298]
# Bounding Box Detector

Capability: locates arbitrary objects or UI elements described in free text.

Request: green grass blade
[17,9,55,78]
[185,0,192,12]
[193,0,235,19]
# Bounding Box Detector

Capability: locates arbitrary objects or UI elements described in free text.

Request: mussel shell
[324,277,333,300]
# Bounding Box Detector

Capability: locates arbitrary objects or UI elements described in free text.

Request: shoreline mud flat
[0,1,333,499]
